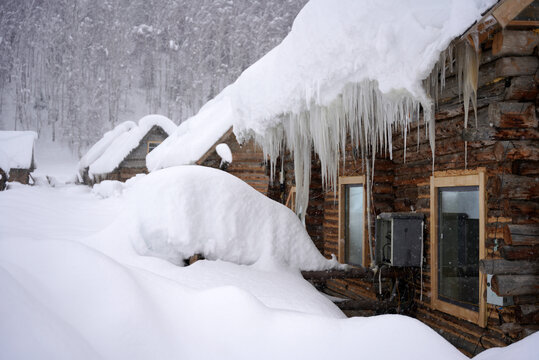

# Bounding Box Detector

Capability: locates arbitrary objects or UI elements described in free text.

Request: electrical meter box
[375,212,424,267]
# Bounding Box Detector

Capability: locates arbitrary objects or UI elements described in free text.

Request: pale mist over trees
[0,0,307,152]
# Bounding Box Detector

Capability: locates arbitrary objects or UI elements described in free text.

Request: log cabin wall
[317,28,538,356]
[198,130,270,195]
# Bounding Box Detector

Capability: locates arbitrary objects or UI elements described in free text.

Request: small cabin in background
[0,131,37,188]
[79,115,176,185]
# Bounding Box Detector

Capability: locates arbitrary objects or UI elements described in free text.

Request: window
[430,170,487,327]
[338,176,367,266]
[147,141,162,153]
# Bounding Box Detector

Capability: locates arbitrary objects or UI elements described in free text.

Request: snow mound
[0,131,37,175]
[0,236,474,360]
[147,95,233,171]
[77,121,136,179]
[125,165,337,270]
[89,115,176,178]
[216,143,233,164]
[92,180,125,198]
[472,332,539,360]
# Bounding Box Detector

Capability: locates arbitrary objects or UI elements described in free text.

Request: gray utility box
[375,212,424,267]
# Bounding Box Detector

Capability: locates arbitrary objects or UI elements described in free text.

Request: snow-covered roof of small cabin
[146,95,233,171]
[77,121,137,178]
[146,0,495,172]
[0,131,37,174]
[88,115,176,178]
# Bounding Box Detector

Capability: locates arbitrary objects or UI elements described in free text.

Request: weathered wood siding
[317,29,538,356]
[8,168,32,184]
[198,130,270,195]
[121,126,168,169]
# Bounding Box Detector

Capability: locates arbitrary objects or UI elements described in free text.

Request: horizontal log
[494,174,539,200]
[336,298,393,311]
[491,274,539,296]
[516,304,539,324]
[514,294,539,305]
[499,322,524,335]
[479,259,539,275]
[500,245,539,261]
[504,224,539,246]
[489,102,537,128]
[505,140,539,161]
[505,76,538,101]
[495,57,539,77]
[301,266,397,282]
[301,267,368,281]
[492,30,539,57]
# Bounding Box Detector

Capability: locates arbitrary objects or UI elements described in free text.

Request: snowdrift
[125,165,338,270]
[0,237,473,360]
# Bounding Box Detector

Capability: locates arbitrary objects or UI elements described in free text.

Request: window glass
[346,184,364,266]
[438,186,479,310]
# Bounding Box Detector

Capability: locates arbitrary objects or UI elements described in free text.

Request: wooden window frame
[338,176,368,267]
[430,170,487,327]
[285,186,296,211]
[147,140,162,154]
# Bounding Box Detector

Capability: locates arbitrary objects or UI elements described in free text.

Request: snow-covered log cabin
[78,115,176,185]
[245,0,539,356]
[0,131,37,187]
[146,0,537,355]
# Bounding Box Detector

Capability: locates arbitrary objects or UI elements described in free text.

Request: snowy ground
[0,155,536,359]
[32,140,80,184]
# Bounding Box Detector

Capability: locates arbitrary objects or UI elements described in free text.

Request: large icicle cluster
[253,81,431,223]
[244,38,481,264]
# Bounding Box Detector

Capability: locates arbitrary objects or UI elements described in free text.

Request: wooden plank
[504,224,539,245]
[492,30,539,56]
[491,274,539,296]
[500,245,539,260]
[479,170,488,328]
[479,259,539,274]
[492,0,534,28]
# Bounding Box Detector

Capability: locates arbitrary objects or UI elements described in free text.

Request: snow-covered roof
[0,131,37,174]
[146,95,233,171]
[77,121,137,178]
[88,115,176,178]
[146,0,495,173]
[231,0,496,137]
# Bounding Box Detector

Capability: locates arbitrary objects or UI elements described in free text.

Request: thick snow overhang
[146,94,234,171]
[0,131,38,175]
